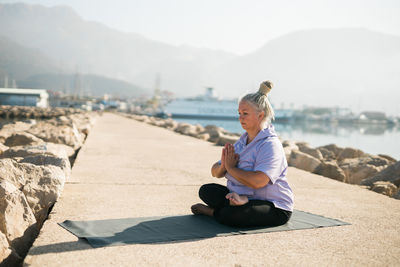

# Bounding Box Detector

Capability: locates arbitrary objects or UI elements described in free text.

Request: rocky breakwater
[121,113,241,146]
[0,105,87,120]
[0,107,98,265]
[284,141,399,199]
[122,112,399,200]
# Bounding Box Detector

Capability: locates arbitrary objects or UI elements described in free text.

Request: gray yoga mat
[59,210,349,248]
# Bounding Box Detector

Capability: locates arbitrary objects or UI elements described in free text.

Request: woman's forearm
[211,162,227,178]
[226,166,270,189]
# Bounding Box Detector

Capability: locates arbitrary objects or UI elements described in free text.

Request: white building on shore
[0,88,49,108]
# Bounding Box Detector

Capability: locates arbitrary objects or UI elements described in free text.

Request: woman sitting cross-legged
[191,81,294,227]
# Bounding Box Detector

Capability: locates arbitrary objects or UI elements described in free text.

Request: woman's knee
[198,183,225,199]
[198,183,213,199]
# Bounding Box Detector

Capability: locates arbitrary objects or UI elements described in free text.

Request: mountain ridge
[1,3,399,113]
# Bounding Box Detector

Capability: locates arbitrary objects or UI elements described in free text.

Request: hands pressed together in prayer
[221,143,249,206]
[221,143,239,171]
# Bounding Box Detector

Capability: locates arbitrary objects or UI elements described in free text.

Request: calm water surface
[174,118,400,159]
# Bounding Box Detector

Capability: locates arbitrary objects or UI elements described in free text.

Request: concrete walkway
[25,113,400,266]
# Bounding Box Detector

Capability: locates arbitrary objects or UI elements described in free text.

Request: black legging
[198,183,292,227]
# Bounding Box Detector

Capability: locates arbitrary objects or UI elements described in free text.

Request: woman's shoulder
[256,136,285,155]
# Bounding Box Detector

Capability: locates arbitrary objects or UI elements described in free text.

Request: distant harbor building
[0,88,49,108]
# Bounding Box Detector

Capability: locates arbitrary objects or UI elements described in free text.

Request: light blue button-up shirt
[224,125,294,211]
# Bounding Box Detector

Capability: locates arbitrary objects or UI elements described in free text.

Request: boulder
[0,143,8,155]
[0,120,36,143]
[1,143,74,164]
[45,113,94,131]
[19,154,71,179]
[0,159,26,189]
[298,144,323,160]
[204,125,224,143]
[339,156,390,184]
[289,150,321,173]
[4,132,44,147]
[295,142,310,150]
[318,147,336,160]
[0,230,21,266]
[0,158,67,227]
[174,123,198,136]
[195,124,205,133]
[371,181,398,197]
[0,180,37,257]
[282,141,299,162]
[0,120,36,134]
[377,154,397,164]
[195,132,210,141]
[164,119,178,130]
[313,160,346,182]
[216,134,240,146]
[20,164,67,226]
[158,119,177,130]
[361,161,400,187]
[337,147,366,161]
[0,230,11,263]
[317,144,344,159]
[27,121,85,150]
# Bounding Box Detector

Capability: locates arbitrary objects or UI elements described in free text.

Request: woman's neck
[246,128,262,144]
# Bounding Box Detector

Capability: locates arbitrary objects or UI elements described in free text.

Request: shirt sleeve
[253,140,286,184]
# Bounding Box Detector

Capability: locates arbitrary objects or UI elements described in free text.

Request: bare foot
[226,192,249,206]
[191,203,214,217]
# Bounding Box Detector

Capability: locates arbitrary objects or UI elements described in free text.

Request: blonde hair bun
[258,80,273,95]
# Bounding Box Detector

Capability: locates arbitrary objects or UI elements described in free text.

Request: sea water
[165,100,400,160]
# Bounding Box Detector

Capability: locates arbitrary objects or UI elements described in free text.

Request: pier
[25,113,400,266]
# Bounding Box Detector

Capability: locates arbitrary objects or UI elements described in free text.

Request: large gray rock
[0,159,25,189]
[19,154,71,181]
[49,113,95,136]
[21,164,67,226]
[0,230,21,266]
[4,132,44,147]
[298,144,323,160]
[1,143,74,162]
[289,150,321,173]
[216,134,240,146]
[0,158,68,227]
[282,140,299,162]
[204,125,224,143]
[0,180,37,258]
[195,132,210,141]
[317,144,344,159]
[174,123,198,137]
[157,119,178,130]
[0,120,36,135]
[0,143,8,155]
[339,156,390,184]
[337,147,366,161]
[0,120,37,144]
[371,181,398,197]
[313,160,346,182]
[377,154,397,164]
[361,161,400,187]
[0,230,11,263]
[27,121,85,149]
[317,147,336,160]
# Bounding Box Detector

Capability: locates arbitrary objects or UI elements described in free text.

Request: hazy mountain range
[0,3,399,113]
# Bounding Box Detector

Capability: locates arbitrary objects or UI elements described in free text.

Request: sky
[1,0,400,55]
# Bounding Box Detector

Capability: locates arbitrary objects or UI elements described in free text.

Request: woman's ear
[258,111,265,121]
